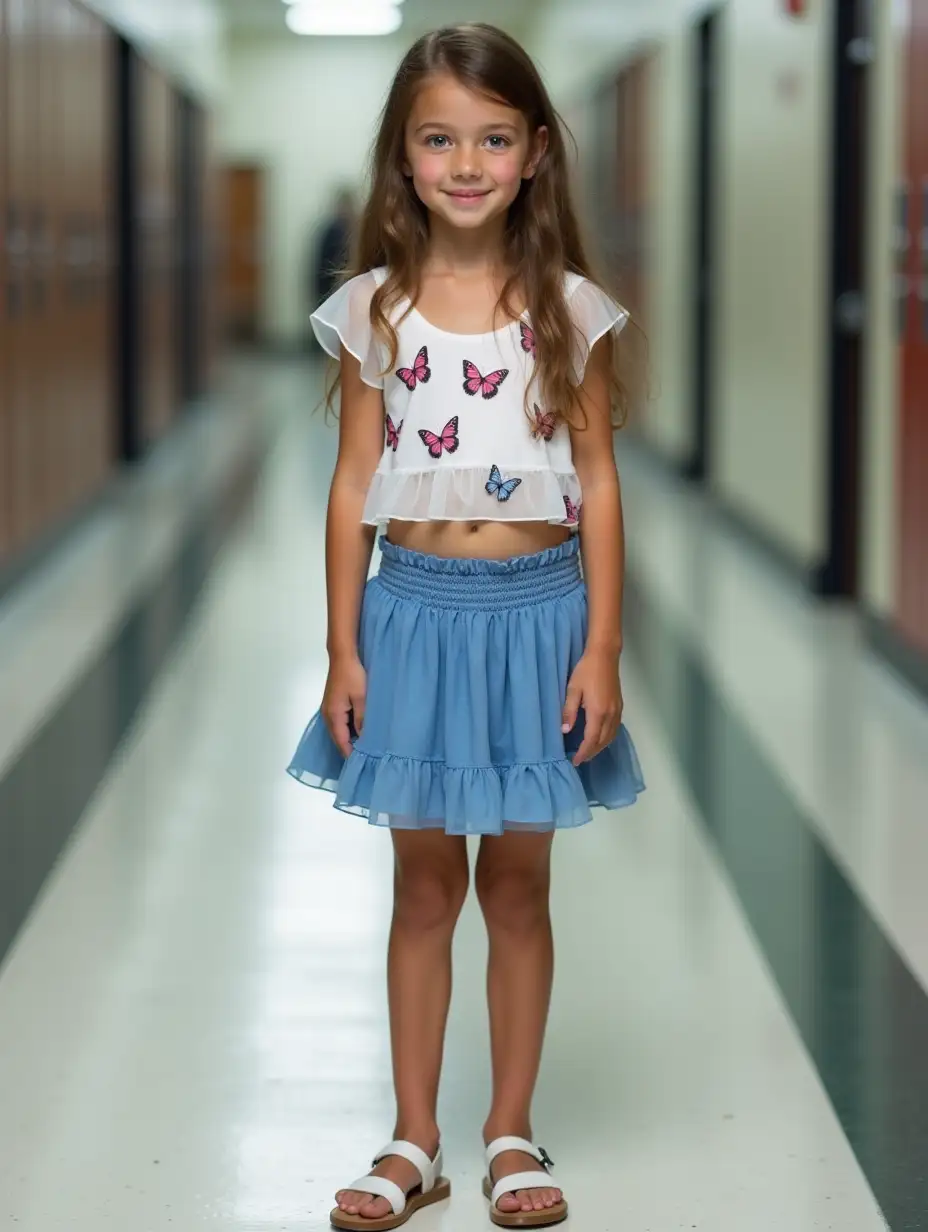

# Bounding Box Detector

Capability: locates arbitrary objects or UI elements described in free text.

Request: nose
[450,143,480,180]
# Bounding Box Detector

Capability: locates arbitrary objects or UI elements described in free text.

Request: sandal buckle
[538,1146,555,1169]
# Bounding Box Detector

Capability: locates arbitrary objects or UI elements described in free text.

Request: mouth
[445,189,492,203]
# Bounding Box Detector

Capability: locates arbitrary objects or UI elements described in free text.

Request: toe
[360,1196,391,1220]
[497,1192,522,1213]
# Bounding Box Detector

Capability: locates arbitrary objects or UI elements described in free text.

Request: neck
[424,213,508,275]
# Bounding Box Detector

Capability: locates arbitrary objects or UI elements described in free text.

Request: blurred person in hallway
[311,186,358,318]
[286,22,644,1231]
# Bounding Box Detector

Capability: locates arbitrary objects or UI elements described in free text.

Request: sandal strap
[490,1171,558,1210]
[344,1174,407,1216]
[485,1136,545,1169]
[371,1140,442,1194]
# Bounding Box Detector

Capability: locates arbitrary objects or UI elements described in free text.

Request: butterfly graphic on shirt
[530,404,556,441]
[485,464,523,502]
[396,346,431,391]
[520,322,536,358]
[462,360,509,400]
[385,415,403,451]
[418,416,460,459]
[563,494,581,524]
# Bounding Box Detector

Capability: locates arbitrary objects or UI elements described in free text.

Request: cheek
[492,152,530,189]
[408,151,445,188]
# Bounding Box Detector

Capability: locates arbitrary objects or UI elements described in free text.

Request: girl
[287,22,645,1230]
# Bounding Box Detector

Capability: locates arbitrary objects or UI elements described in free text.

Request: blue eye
[426,135,450,149]
[486,135,511,149]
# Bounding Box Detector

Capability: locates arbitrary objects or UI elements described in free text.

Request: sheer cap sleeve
[310,268,386,389]
[565,272,629,381]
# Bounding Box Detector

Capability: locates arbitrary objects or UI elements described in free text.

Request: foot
[335,1136,439,1221]
[486,1141,563,1216]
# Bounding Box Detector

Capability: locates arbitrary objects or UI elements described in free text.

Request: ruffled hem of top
[377,533,579,574]
[361,467,582,529]
[287,735,644,837]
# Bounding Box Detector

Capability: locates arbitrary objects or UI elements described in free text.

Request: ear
[523,125,549,180]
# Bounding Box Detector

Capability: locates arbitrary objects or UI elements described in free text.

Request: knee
[394,860,469,932]
[475,863,551,934]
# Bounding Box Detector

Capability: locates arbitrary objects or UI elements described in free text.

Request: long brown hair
[332,23,632,429]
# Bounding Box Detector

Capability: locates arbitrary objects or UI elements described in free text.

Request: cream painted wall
[81,0,224,97]
[218,35,401,344]
[712,1,833,568]
[861,4,904,616]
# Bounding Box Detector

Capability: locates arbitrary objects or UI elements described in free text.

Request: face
[403,73,547,232]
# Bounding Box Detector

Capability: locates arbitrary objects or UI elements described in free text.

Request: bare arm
[321,346,383,755]
[563,335,625,763]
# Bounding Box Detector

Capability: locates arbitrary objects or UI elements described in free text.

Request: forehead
[408,73,527,132]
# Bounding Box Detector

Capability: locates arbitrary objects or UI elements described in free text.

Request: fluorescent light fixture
[283,0,403,4]
[286,3,403,34]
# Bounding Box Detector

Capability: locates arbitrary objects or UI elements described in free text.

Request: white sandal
[482,1136,568,1227]
[330,1140,451,1230]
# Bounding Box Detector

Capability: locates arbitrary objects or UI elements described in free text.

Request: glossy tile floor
[0,356,926,1230]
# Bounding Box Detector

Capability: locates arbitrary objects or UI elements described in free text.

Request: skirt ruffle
[287,537,645,835]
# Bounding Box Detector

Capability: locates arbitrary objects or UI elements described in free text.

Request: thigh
[391,828,470,880]
[475,829,554,878]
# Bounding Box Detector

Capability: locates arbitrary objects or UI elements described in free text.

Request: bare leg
[475,830,563,1215]
[336,829,469,1220]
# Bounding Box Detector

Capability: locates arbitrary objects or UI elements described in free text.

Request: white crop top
[310,268,628,527]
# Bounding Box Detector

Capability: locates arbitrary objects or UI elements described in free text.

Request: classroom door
[899,0,928,651]
[223,165,264,343]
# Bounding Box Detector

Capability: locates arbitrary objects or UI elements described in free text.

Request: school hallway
[1,356,925,1231]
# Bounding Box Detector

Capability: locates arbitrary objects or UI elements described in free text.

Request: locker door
[88,5,115,490]
[0,0,10,559]
[899,0,928,651]
[6,0,40,549]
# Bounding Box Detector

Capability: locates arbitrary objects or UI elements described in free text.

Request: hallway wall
[218,35,399,345]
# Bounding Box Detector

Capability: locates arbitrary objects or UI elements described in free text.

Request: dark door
[822,0,872,596]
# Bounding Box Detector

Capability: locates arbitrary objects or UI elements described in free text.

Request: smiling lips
[446,189,491,201]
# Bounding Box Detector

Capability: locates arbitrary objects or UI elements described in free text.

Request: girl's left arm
[564,334,625,765]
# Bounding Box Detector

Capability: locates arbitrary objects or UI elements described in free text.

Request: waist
[376,535,582,610]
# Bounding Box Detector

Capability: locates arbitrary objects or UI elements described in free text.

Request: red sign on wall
[784,0,807,14]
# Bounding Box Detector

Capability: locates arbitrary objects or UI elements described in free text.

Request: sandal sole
[331,1177,451,1230]
[482,1177,568,1227]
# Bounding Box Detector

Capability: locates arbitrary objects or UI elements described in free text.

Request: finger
[561,684,582,733]
[326,709,353,759]
[350,694,366,737]
[573,711,603,764]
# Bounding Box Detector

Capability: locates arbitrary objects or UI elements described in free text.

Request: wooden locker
[6,0,41,550]
[87,4,115,493]
[0,0,10,560]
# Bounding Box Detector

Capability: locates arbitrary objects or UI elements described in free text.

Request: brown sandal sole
[331,1177,451,1230]
[482,1177,568,1227]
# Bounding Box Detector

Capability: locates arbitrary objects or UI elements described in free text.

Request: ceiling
[218,0,538,40]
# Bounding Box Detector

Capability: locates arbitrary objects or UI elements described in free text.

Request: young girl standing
[288,22,645,1230]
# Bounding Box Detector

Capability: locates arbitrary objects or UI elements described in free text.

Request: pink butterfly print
[396,346,431,391]
[385,415,403,451]
[418,416,460,459]
[462,359,509,400]
[531,404,556,441]
[563,494,581,524]
[520,321,536,358]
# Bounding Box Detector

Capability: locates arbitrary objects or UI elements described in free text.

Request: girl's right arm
[321,345,384,757]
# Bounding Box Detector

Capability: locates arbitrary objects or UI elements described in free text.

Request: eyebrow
[413,120,521,135]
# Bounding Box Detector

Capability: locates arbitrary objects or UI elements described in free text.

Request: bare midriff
[386,518,570,561]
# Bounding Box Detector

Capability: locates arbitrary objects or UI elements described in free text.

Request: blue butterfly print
[485,464,523,502]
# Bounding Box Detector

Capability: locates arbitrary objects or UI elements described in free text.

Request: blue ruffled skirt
[287,536,645,835]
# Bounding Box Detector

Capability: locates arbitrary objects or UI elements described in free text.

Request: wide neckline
[408,303,530,341]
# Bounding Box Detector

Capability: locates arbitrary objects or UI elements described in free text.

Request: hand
[561,649,624,766]
[322,653,367,758]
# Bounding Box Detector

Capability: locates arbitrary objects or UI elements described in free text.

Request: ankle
[483,1117,533,1146]
[393,1121,441,1157]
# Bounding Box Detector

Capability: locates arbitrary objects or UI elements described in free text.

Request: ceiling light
[285,4,403,35]
[283,0,403,4]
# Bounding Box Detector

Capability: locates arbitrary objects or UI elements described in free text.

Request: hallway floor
[0,356,925,1231]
